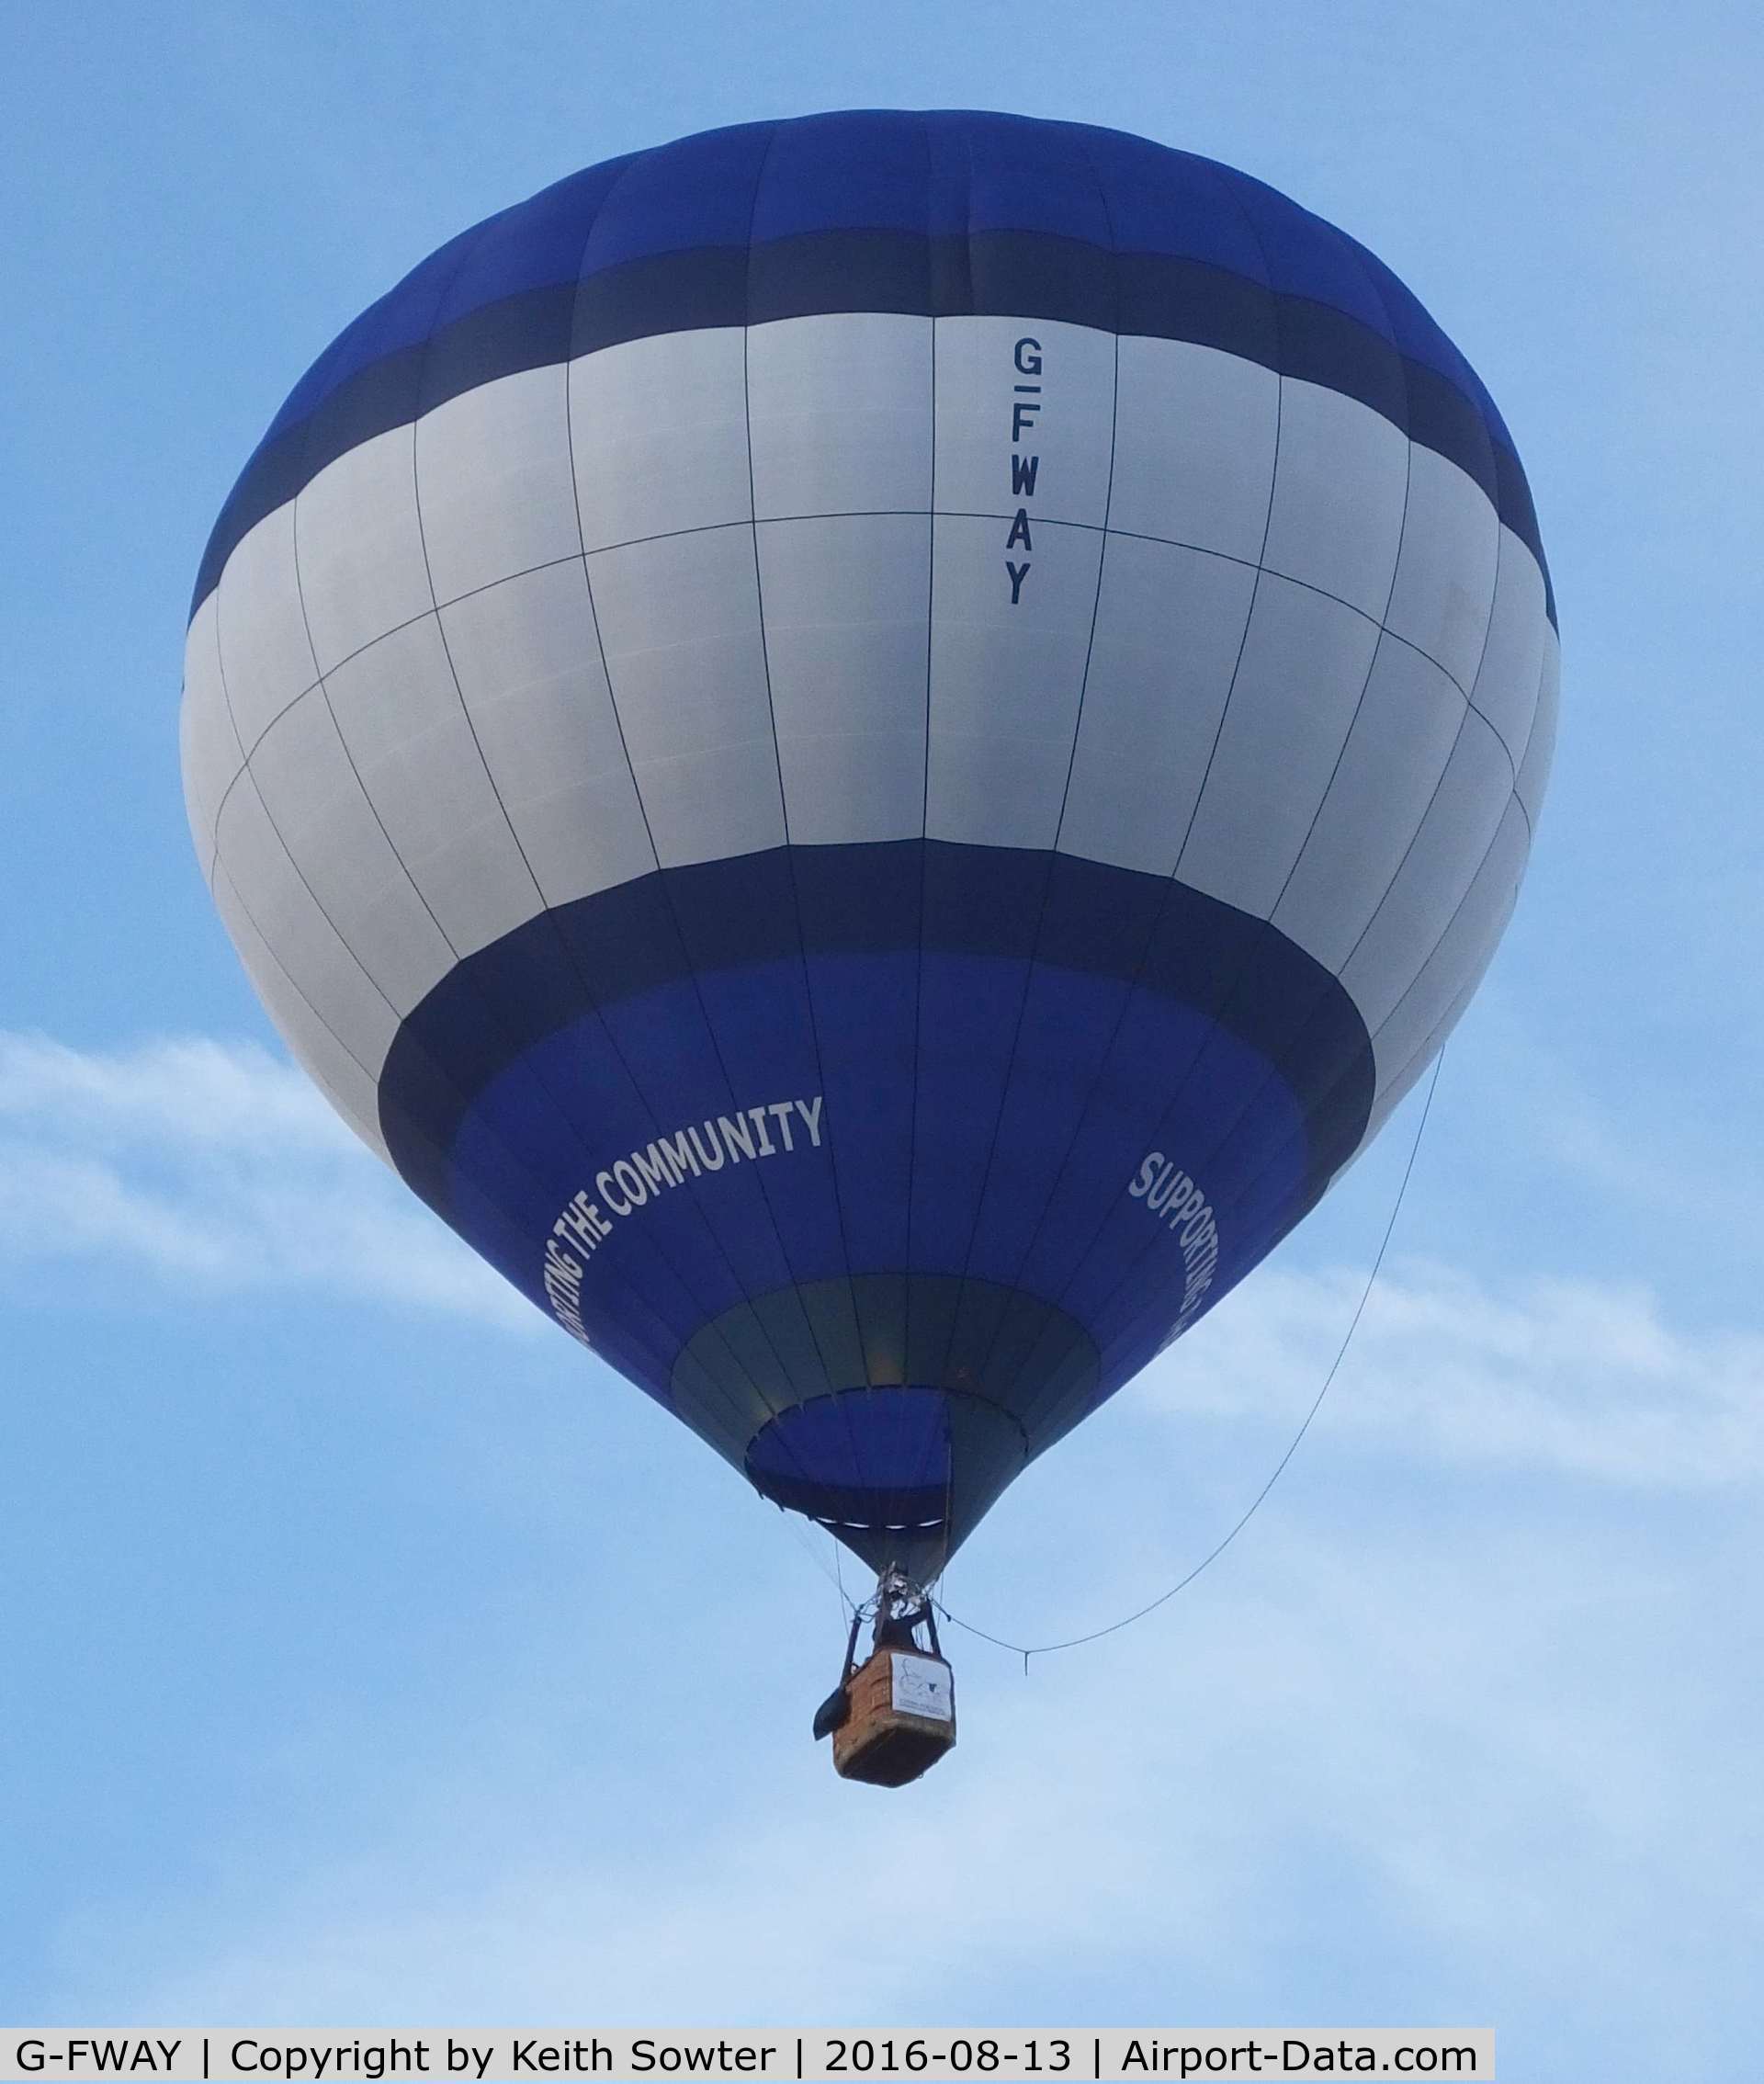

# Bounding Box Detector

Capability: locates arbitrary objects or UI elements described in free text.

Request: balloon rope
[934,1048,1446,1671]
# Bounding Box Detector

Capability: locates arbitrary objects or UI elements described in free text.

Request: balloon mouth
[746,1386,958,1534]
[677,1272,1099,1573]
[743,1383,1034,1575]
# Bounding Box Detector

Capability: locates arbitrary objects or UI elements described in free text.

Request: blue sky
[2,1,1759,2073]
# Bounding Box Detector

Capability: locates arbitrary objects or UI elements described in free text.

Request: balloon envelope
[182,112,1556,1579]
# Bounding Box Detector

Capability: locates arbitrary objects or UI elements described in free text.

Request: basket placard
[891,1652,954,1722]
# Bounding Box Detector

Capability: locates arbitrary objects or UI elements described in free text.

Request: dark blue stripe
[192,110,1551,624]
[281,113,1503,427]
[378,841,1375,1229]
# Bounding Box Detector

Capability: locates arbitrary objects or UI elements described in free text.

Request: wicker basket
[832,1644,957,1786]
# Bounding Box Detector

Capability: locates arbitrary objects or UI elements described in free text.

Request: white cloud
[9,1044,1760,2071]
[1466,998,1764,1243]
[0,1030,531,1329]
[5,1029,1758,1482]
[0,1031,356,1154]
[1153,1259,1764,1489]
[109,1499,1764,2068]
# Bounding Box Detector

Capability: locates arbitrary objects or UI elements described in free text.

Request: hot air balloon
[181,111,1555,1783]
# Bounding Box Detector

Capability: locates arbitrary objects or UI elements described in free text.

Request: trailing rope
[934,1049,1447,1671]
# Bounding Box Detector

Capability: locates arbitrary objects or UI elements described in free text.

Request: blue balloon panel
[379,842,1374,1571]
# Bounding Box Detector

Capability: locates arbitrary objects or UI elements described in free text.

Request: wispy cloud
[112,1499,1764,2067]
[1466,995,1764,1242]
[7,1035,1760,2071]
[6,1029,1758,1483]
[0,1031,530,1329]
[1157,1258,1764,1489]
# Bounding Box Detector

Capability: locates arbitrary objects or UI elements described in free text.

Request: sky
[2,0,1760,2074]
